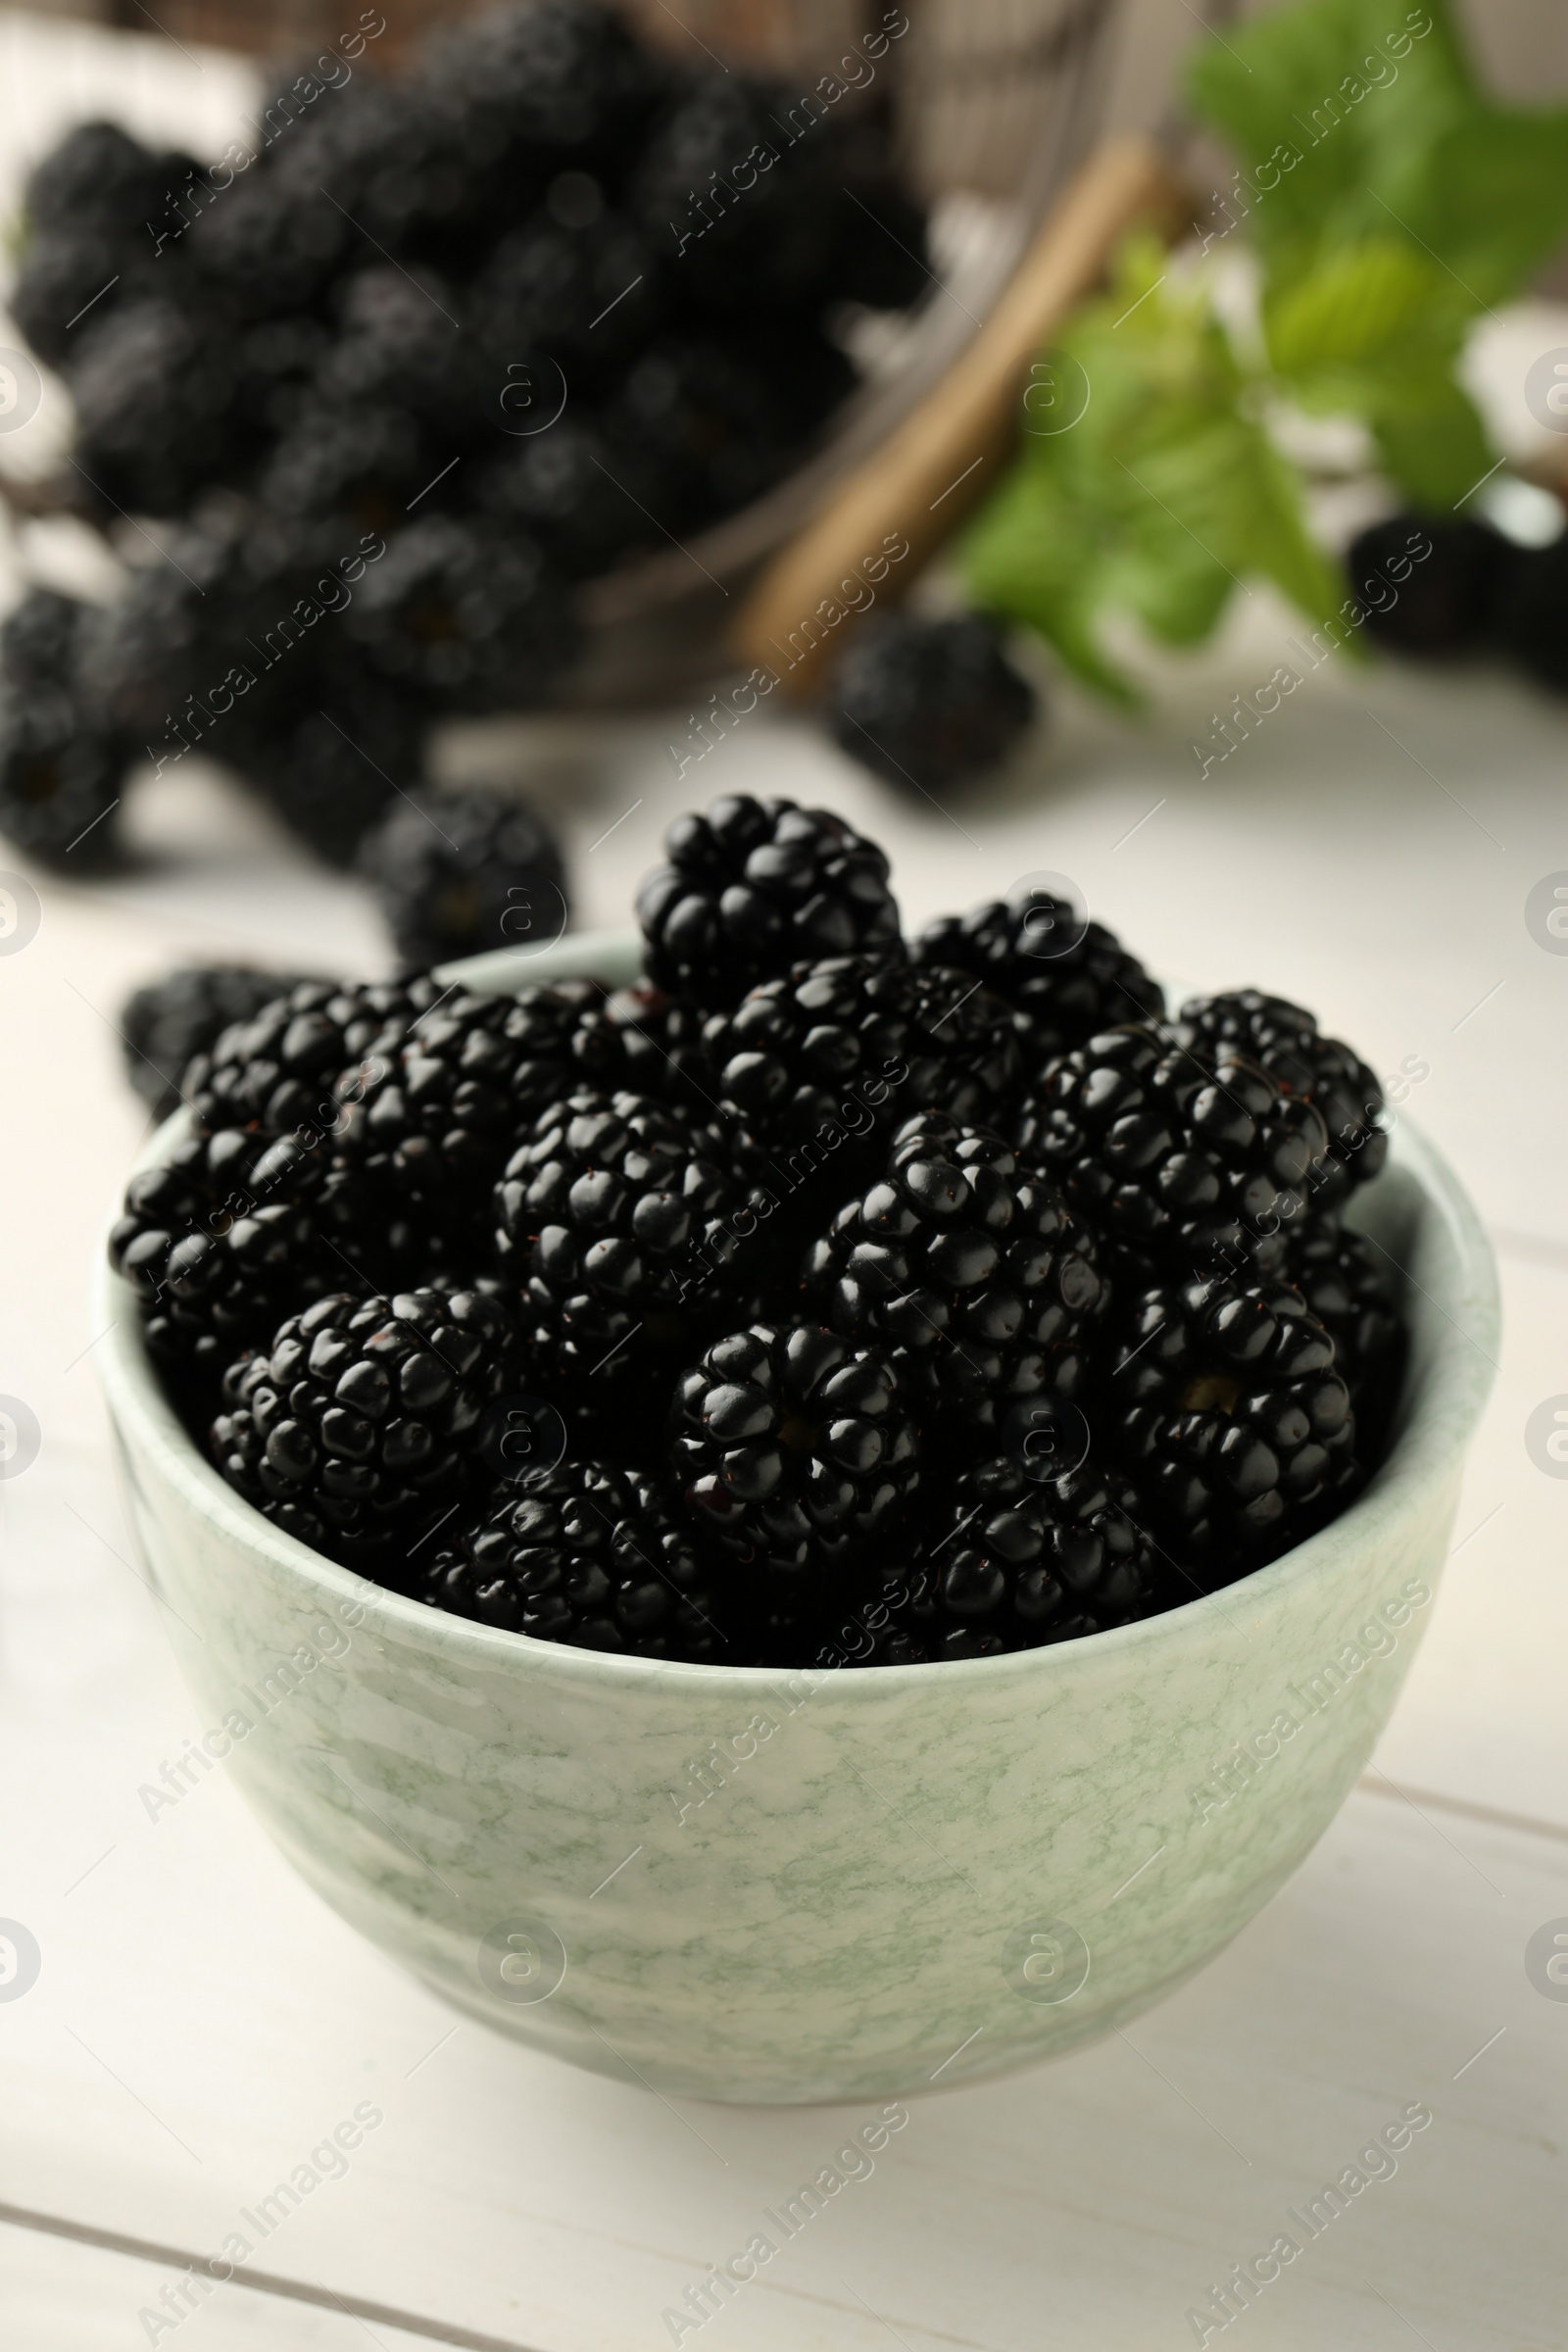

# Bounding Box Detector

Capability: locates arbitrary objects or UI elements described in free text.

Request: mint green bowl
[96,933,1498,2104]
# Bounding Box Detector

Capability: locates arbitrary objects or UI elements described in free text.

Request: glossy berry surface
[914,891,1165,1086]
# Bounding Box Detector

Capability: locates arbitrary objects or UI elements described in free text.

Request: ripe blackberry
[342,516,578,710]
[186,975,439,1138]
[606,330,852,529]
[24,120,165,238]
[1,588,90,692]
[211,1287,516,1566]
[68,298,240,517]
[495,1088,750,1386]
[1105,1275,1357,1577]
[338,982,632,1228]
[316,267,489,433]
[474,208,660,383]
[827,613,1037,794]
[110,1132,328,1383]
[11,224,150,372]
[702,956,1020,1155]
[1013,1023,1330,1282]
[120,964,318,1121]
[470,418,653,580]
[83,518,241,742]
[0,684,124,870]
[357,786,567,969]
[848,1456,1160,1664]
[237,688,421,869]
[429,0,660,172]
[1348,514,1507,660]
[1286,1222,1401,1406]
[1170,991,1385,1208]
[629,72,838,316]
[914,891,1165,1081]
[420,1462,725,1658]
[636,796,902,1011]
[1493,531,1568,695]
[258,400,427,533]
[669,1322,919,1580]
[804,1114,1104,1442]
[602,980,721,1113]
[825,141,931,311]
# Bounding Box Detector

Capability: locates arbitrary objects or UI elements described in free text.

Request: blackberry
[110,1132,329,1383]
[847,1456,1160,1664]
[1,588,90,692]
[1013,1023,1330,1282]
[315,267,488,433]
[1286,1221,1402,1408]
[180,166,349,323]
[342,516,578,710]
[1105,1275,1357,1578]
[338,982,632,1228]
[120,964,319,1121]
[237,688,422,868]
[470,417,654,580]
[24,120,165,239]
[804,1114,1103,1442]
[602,980,721,1113]
[702,956,1019,1154]
[186,975,439,1139]
[825,138,931,311]
[1348,514,1507,660]
[0,684,124,870]
[914,891,1165,1081]
[258,400,427,533]
[495,1088,751,1386]
[68,299,240,516]
[84,519,241,741]
[606,331,852,529]
[669,1322,919,1580]
[357,786,567,969]
[828,613,1037,794]
[1169,991,1386,1208]
[11,225,149,372]
[474,208,661,383]
[420,1461,725,1658]
[1493,531,1568,695]
[211,1287,516,1566]
[637,796,901,1012]
[428,0,660,172]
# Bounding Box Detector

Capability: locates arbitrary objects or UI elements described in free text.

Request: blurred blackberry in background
[1347,514,1508,660]
[804,1114,1104,1441]
[2,589,92,693]
[359,786,566,967]
[423,1461,726,1656]
[1170,990,1386,1209]
[474,207,661,382]
[637,796,901,1010]
[211,1286,517,1565]
[342,517,578,709]
[84,520,244,741]
[428,0,661,176]
[1493,529,1568,694]
[915,890,1165,1081]
[670,1321,919,1581]
[0,684,125,870]
[238,687,421,867]
[471,417,654,578]
[315,266,488,432]
[25,119,168,238]
[259,400,425,531]
[1105,1275,1357,1579]
[828,612,1038,794]
[69,299,240,516]
[607,330,853,528]
[121,963,319,1120]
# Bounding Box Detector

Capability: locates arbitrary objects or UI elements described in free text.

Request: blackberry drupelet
[848,1456,1159,1663]
[109,1132,328,1382]
[495,1088,751,1386]
[1105,1275,1357,1578]
[420,1462,725,1658]
[669,1321,919,1580]
[1013,1022,1330,1282]
[342,516,578,710]
[211,1287,516,1566]
[120,963,318,1121]
[358,786,567,968]
[636,796,902,1011]
[914,889,1165,1080]
[1170,990,1386,1207]
[186,975,439,1138]
[804,1114,1104,1442]
[827,612,1037,793]
[0,683,124,870]
[1348,514,1507,660]
[702,956,1020,1156]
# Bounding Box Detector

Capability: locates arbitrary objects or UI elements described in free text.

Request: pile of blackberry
[1,1,929,874]
[110,793,1406,1663]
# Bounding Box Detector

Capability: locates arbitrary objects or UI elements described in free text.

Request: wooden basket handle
[729,133,1190,696]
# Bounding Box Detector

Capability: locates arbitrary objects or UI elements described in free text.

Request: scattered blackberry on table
[914,890,1165,1079]
[828,614,1037,794]
[1104,1275,1357,1579]
[495,1088,753,1387]
[1492,530,1568,695]
[702,956,1019,1161]
[211,1287,517,1566]
[186,975,440,1139]
[109,1132,329,1383]
[848,1456,1160,1664]
[1348,514,1507,661]
[358,786,567,968]
[1013,1023,1330,1284]
[669,1322,920,1582]
[1170,991,1385,1208]
[421,1461,725,1658]
[120,964,320,1121]
[0,684,125,871]
[342,516,578,710]
[804,1114,1104,1443]
[636,796,902,1011]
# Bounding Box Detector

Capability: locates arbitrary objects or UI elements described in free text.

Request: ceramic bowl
[96,934,1498,2104]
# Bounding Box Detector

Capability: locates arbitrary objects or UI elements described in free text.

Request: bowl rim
[96,944,1500,1694]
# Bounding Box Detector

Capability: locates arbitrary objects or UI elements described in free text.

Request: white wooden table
[2,16,1566,2349]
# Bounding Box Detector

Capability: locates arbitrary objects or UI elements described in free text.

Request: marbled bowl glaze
[97,934,1498,2103]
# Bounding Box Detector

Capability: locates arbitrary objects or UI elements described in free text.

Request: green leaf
[1366,375,1494,508]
